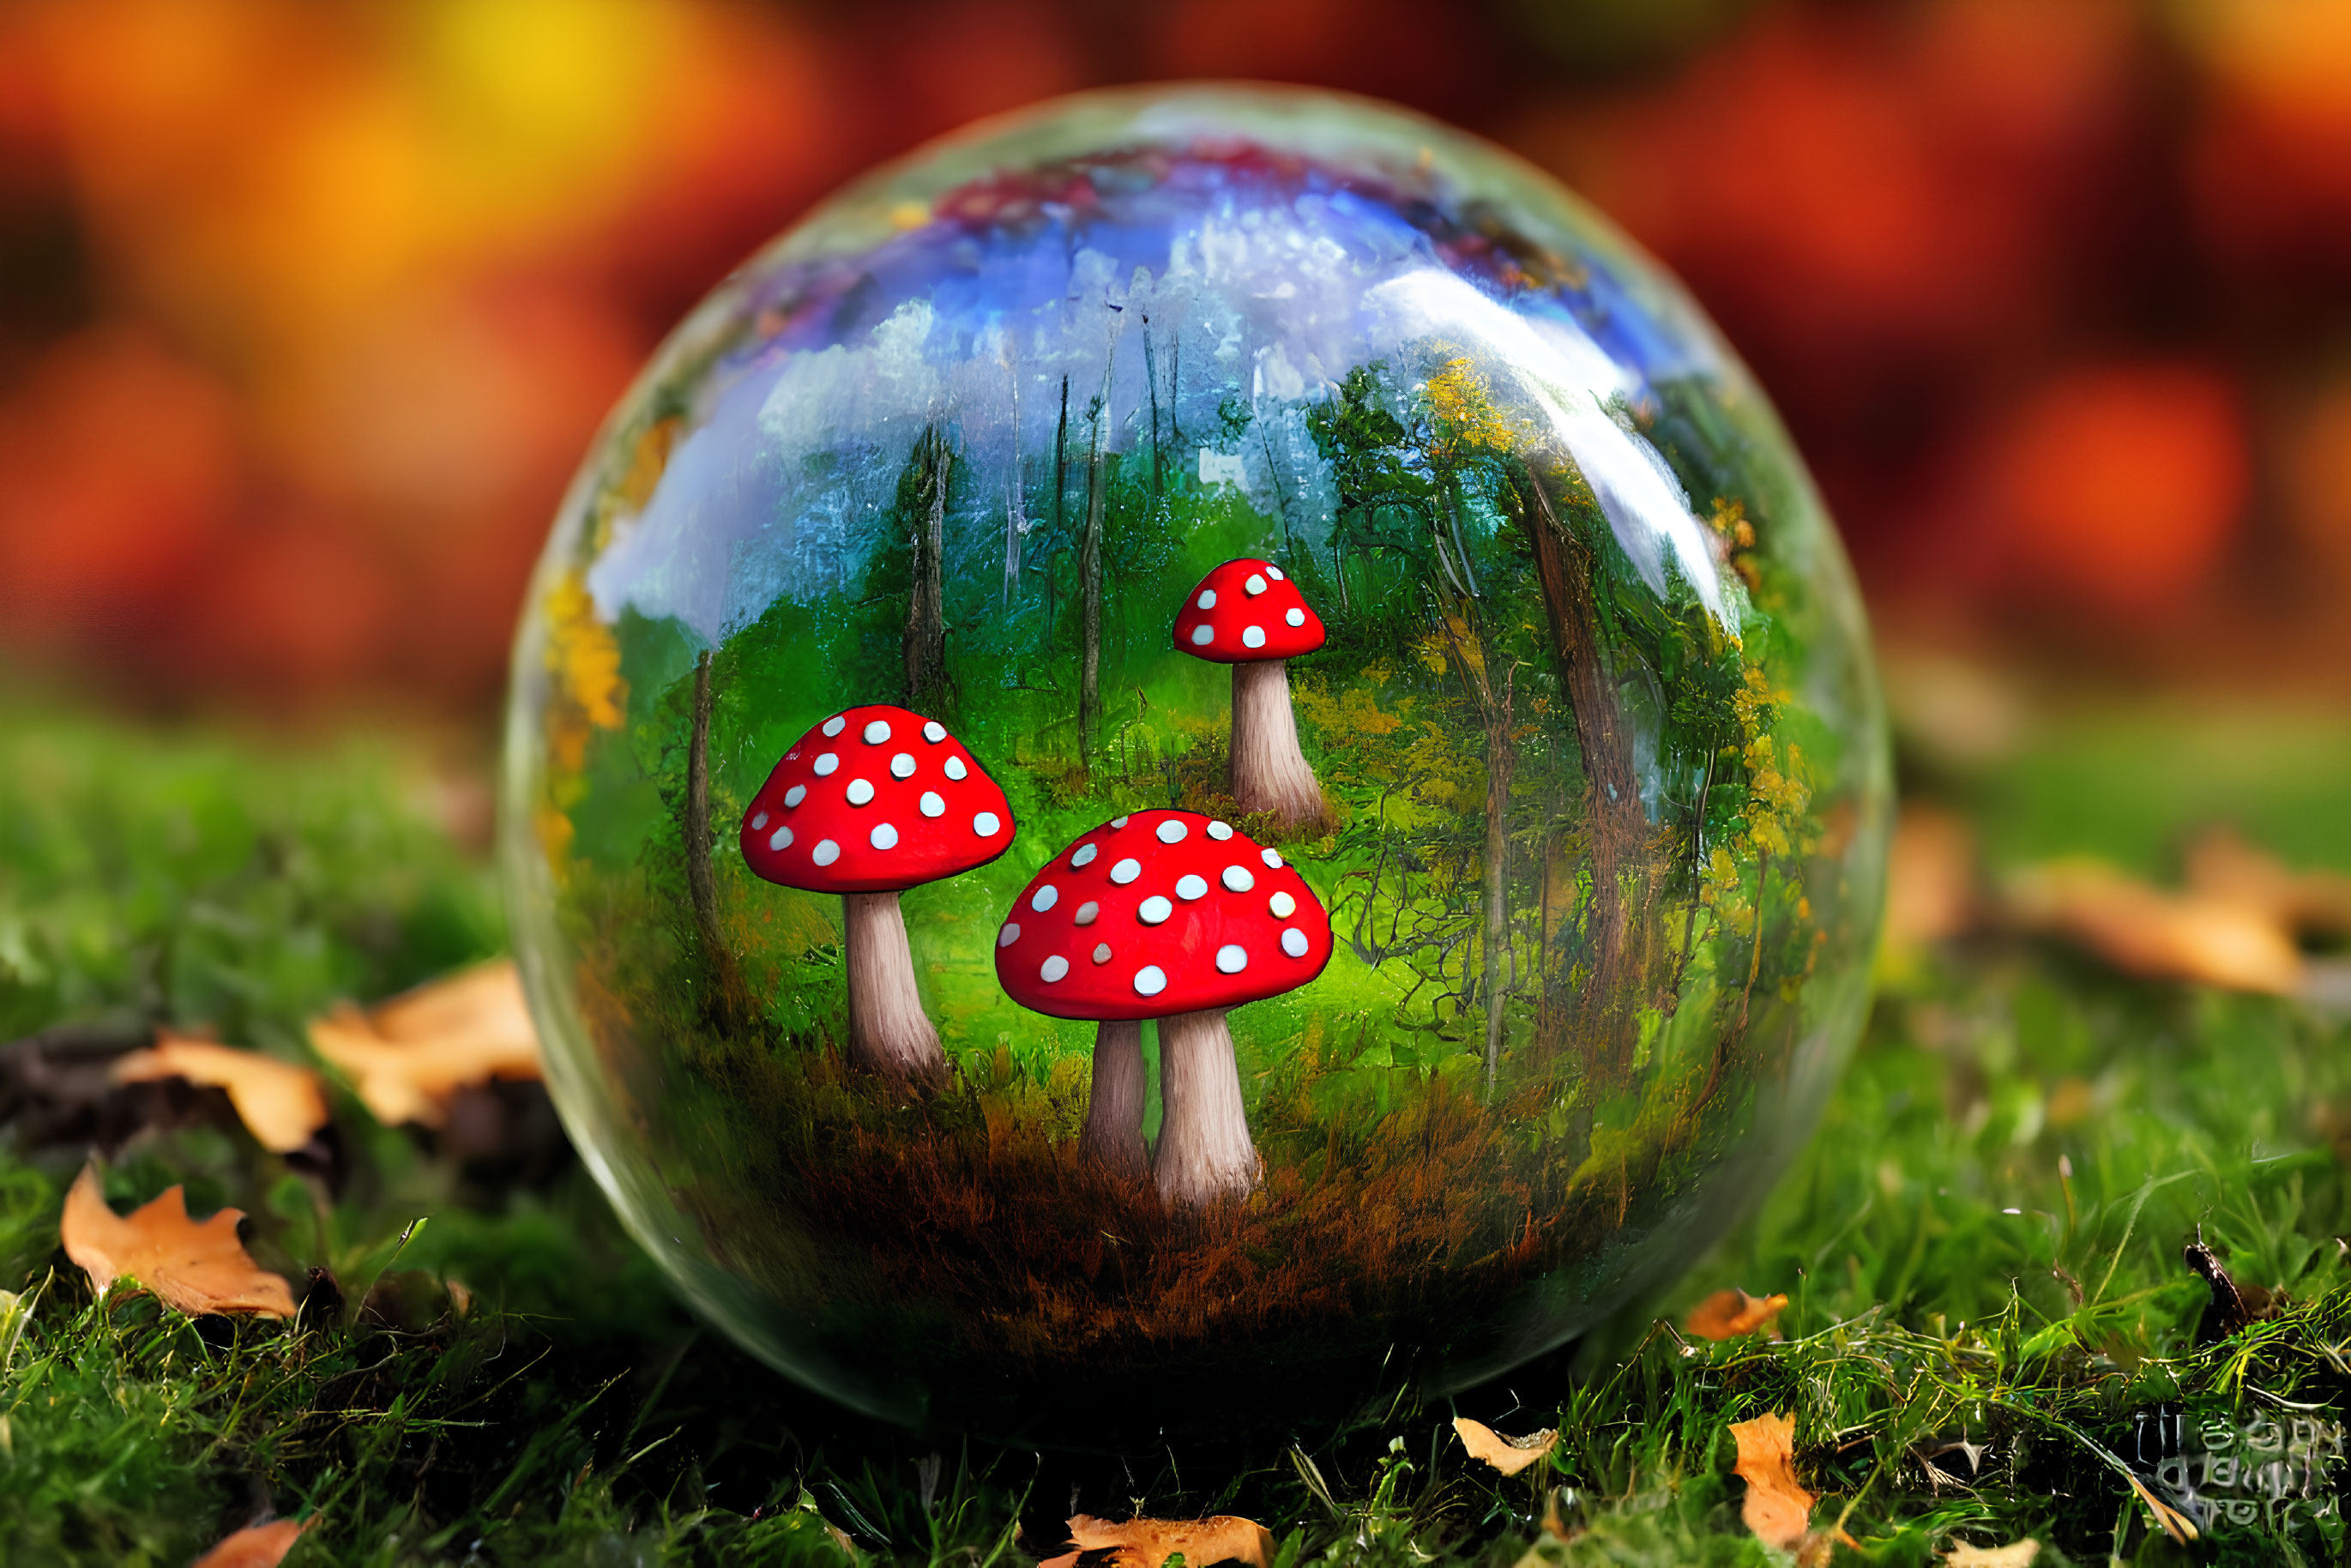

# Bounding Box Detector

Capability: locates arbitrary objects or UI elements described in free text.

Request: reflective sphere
[502,86,1890,1438]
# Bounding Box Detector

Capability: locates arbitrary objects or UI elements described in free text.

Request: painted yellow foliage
[1424,357,1516,462]
[545,568,625,732]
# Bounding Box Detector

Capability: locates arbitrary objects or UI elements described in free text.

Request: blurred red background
[3,0,2348,718]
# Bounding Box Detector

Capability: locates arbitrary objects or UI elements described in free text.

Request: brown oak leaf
[308,960,541,1128]
[61,1164,294,1317]
[1455,1416,1559,1476]
[191,1517,314,1568]
[1944,1541,2039,1566]
[1036,1514,1273,1568]
[1684,1288,1788,1341]
[112,1034,328,1153]
[1729,1412,1814,1550]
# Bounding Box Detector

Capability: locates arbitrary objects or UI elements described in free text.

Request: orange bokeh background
[3,0,2348,718]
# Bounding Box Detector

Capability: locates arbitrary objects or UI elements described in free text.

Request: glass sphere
[501,86,1890,1439]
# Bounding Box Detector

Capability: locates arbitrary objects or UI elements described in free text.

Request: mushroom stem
[1229,660,1324,828]
[1079,1019,1148,1178]
[1153,1007,1258,1207]
[842,891,944,1079]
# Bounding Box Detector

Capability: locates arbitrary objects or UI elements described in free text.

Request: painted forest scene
[506,109,1889,1434]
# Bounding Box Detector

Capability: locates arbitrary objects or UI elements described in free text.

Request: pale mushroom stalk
[1077,1019,1147,1178]
[844,890,943,1076]
[1229,660,1323,826]
[1153,1007,1257,1206]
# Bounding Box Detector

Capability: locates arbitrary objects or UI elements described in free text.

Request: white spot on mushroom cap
[1191,624,1214,648]
[1269,890,1296,919]
[973,811,1002,837]
[1040,955,1069,983]
[923,721,946,743]
[1261,847,1283,868]
[944,757,968,781]
[862,720,890,745]
[813,753,839,776]
[1281,927,1310,957]
[1109,858,1141,884]
[1071,843,1098,868]
[1206,820,1233,841]
[1242,625,1266,649]
[1221,865,1255,893]
[1286,607,1305,628]
[998,924,1021,948]
[751,812,769,830]
[813,839,840,866]
[1134,965,1166,998]
[1267,564,1285,580]
[1031,884,1058,913]
[1137,896,1172,925]
[1245,573,1267,595]
[823,716,846,738]
[870,823,898,850]
[1175,875,1208,901]
[1156,819,1188,845]
[919,791,944,817]
[1197,588,1217,610]
[1092,943,1112,964]
[1216,944,1248,974]
[890,752,915,779]
[845,778,875,806]
[784,785,806,807]
[769,826,793,851]
[1112,815,1130,829]
[1074,901,1100,925]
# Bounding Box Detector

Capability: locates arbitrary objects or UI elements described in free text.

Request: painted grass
[1,695,2347,1565]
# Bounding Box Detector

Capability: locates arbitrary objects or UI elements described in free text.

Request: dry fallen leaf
[1944,1541,2039,1566]
[111,1034,329,1153]
[2185,827,2351,938]
[1729,1412,1814,1551]
[2124,1471,2199,1544]
[191,1517,314,1568]
[1685,1288,1789,1342]
[1882,805,1980,960]
[309,960,542,1128]
[1455,1416,1560,1476]
[61,1164,294,1318]
[1036,1514,1274,1568]
[2004,858,2305,995]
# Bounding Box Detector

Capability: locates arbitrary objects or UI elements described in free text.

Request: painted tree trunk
[1154,1007,1258,1207]
[1079,1018,1148,1178]
[1523,472,1655,1079]
[1480,682,1515,1093]
[1229,660,1325,827]
[1079,433,1105,759]
[906,427,949,709]
[842,891,943,1080]
[684,649,742,1018]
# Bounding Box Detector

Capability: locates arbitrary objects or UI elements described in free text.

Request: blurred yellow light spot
[890,202,931,232]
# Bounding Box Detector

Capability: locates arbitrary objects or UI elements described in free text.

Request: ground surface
[1,691,2348,1565]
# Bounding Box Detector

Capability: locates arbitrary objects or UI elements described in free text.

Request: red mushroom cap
[993,809,1333,1022]
[740,704,1015,894]
[1171,558,1325,665]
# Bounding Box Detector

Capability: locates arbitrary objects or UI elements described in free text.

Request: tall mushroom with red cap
[994,809,1333,1206]
[1172,558,1329,829]
[742,704,1015,1078]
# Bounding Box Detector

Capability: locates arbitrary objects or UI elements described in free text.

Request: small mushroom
[742,704,1015,1079]
[1172,558,1329,829]
[994,809,1332,1206]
